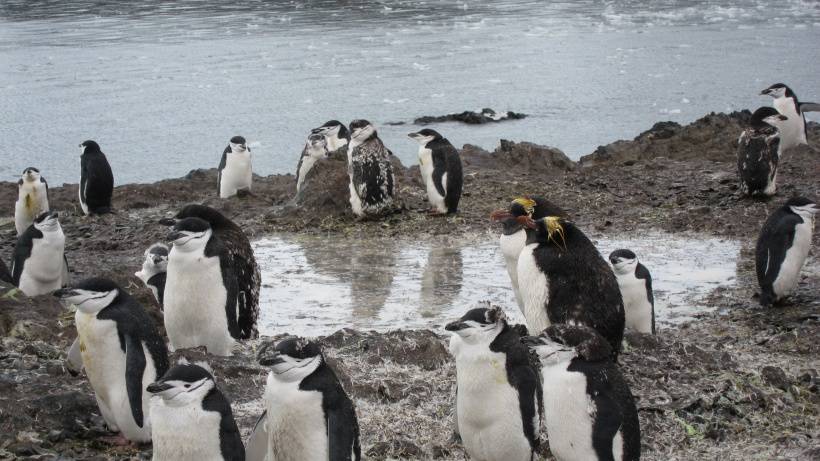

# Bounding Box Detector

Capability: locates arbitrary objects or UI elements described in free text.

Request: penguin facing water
[79,140,114,215]
[14,167,49,235]
[347,119,396,218]
[408,129,463,214]
[218,136,252,198]
[737,107,789,197]
[312,120,350,153]
[12,211,69,296]
[134,243,169,308]
[54,278,169,443]
[760,83,819,152]
[296,133,329,193]
[609,249,655,335]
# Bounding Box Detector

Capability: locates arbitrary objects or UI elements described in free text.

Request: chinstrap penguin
[445,305,542,461]
[736,107,788,197]
[246,337,361,461]
[218,136,252,199]
[79,140,114,215]
[312,120,350,153]
[516,216,625,358]
[54,278,169,443]
[12,211,69,296]
[523,324,641,461]
[347,119,396,218]
[15,167,50,235]
[134,243,169,308]
[160,204,259,339]
[609,249,655,335]
[490,196,566,313]
[760,83,819,152]
[296,133,329,194]
[408,129,463,214]
[755,197,818,306]
[147,361,244,461]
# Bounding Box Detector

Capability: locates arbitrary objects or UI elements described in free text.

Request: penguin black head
[312,120,350,140]
[147,362,216,406]
[32,210,60,232]
[784,196,818,218]
[519,216,573,249]
[229,136,248,153]
[609,249,639,275]
[258,336,323,383]
[146,242,170,266]
[407,129,443,146]
[349,119,377,143]
[445,304,507,344]
[750,107,788,131]
[21,167,41,182]
[79,140,102,154]
[523,324,613,367]
[491,196,566,235]
[54,277,122,314]
[168,217,212,250]
[159,203,235,230]
[760,83,793,99]
[305,133,328,155]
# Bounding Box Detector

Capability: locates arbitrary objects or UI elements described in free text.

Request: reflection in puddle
[254,232,740,336]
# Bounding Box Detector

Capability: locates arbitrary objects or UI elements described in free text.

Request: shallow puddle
[253,232,741,336]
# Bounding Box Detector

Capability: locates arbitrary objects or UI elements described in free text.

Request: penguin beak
[407,132,420,140]
[490,210,512,222]
[445,321,468,332]
[760,89,770,96]
[516,215,537,229]
[158,217,177,226]
[152,256,164,265]
[167,231,184,242]
[146,382,173,394]
[53,288,79,299]
[259,351,285,367]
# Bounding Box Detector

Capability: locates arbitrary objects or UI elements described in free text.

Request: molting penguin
[347,119,396,218]
[160,204,259,339]
[761,83,820,152]
[246,337,361,461]
[737,107,789,197]
[408,129,463,214]
[755,197,818,306]
[164,217,239,356]
[491,196,566,313]
[523,324,641,461]
[54,278,169,443]
[516,216,625,357]
[147,361,244,461]
[312,120,350,153]
[79,140,114,215]
[134,243,169,308]
[12,211,69,296]
[609,249,655,334]
[218,136,253,199]
[445,305,542,461]
[14,167,49,235]
[296,133,328,194]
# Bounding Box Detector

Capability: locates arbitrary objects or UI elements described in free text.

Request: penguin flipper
[755,214,800,299]
[66,337,84,375]
[124,334,147,428]
[327,403,361,461]
[431,148,448,198]
[244,410,268,461]
[799,102,820,112]
[61,255,70,287]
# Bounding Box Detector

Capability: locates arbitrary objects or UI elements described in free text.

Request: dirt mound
[461,139,575,174]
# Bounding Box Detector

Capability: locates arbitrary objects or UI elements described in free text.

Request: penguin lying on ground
[610,249,655,334]
[760,83,820,152]
[147,361,245,461]
[54,278,169,443]
[296,133,329,194]
[134,243,169,308]
[347,119,396,218]
[516,216,625,359]
[523,324,641,461]
[79,140,114,215]
[312,120,350,153]
[737,107,789,197]
[218,136,252,199]
[15,167,49,235]
[408,129,463,215]
[445,305,542,461]
[490,196,566,313]
[756,196,818,306]
[12,211,69,296]
[245,337,361,461]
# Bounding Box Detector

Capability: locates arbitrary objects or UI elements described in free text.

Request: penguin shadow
[419,246,464,316]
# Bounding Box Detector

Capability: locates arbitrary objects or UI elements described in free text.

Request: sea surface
[2,0,820,185]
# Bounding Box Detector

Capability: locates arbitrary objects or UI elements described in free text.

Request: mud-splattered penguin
[134,243,169,308]
[79,140,114,215]
[160,204,259,339]
[54,278,169,443]
[524,324,641,461]
[296,133,329,193]
[246,337,361,461]
[148,361,244,461]
[12,211,69,296]
[516,216,625,357]
[14,167,50,235]
[445,305,542,461]
[756,197,818,306]
[312,120,350,153]
[737,107,789,197]
[491,196,566,312]
[218,136,252,199]
[347,119,396,218]
[761,83,819,152]
[609,249,655,334]
[408,129,463,214]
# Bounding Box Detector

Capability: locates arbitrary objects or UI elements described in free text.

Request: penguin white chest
[220,152,252,198]
[772,218,813,298]
[454,346,532,461]
[15,183,49,234]
[418,146,446,212]
[18,233,65,296]
[615,272,653,334]
[516,244,551,334]
[296,154,321,193]
[150,399,223,461]
[263,373,328,461]
[164,250,233,355]
[774,98,806,150]
[499,230,527,310]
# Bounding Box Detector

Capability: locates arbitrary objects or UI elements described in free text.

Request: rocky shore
[0,111,818,460]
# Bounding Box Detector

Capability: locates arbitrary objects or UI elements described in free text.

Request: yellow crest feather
[512,197,536,216]
[543,216,567,250]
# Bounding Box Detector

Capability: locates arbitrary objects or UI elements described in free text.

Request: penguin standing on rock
[296,133,329,194]
[609,249,655,335]
[12,211,69,296]
[523,324,641,461]
[756,197,818,306]
[516,216,625,358]
[218,136,252,199]
[760,83,820,151]
[134,243,169,308]
[54,278,169,443]
[14,167,49,235]
[160,204,259,339]
[312,120,350,153]
[79,140,114,215]
[347,119,395,218]
[246,337,361,461]
[147,361,245,461]
[737,107,789,197]
[491,196,566,312]
[408,129,463,215]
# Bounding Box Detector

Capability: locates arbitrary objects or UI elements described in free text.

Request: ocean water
[1,0,819,185]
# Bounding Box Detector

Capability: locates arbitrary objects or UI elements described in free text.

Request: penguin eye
[184,384,190,388]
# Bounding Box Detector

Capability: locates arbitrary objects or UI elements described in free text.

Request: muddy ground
[0,111,818,460]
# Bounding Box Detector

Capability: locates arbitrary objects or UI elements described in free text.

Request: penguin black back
[0,258,12,284]
[79,140,114,214]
